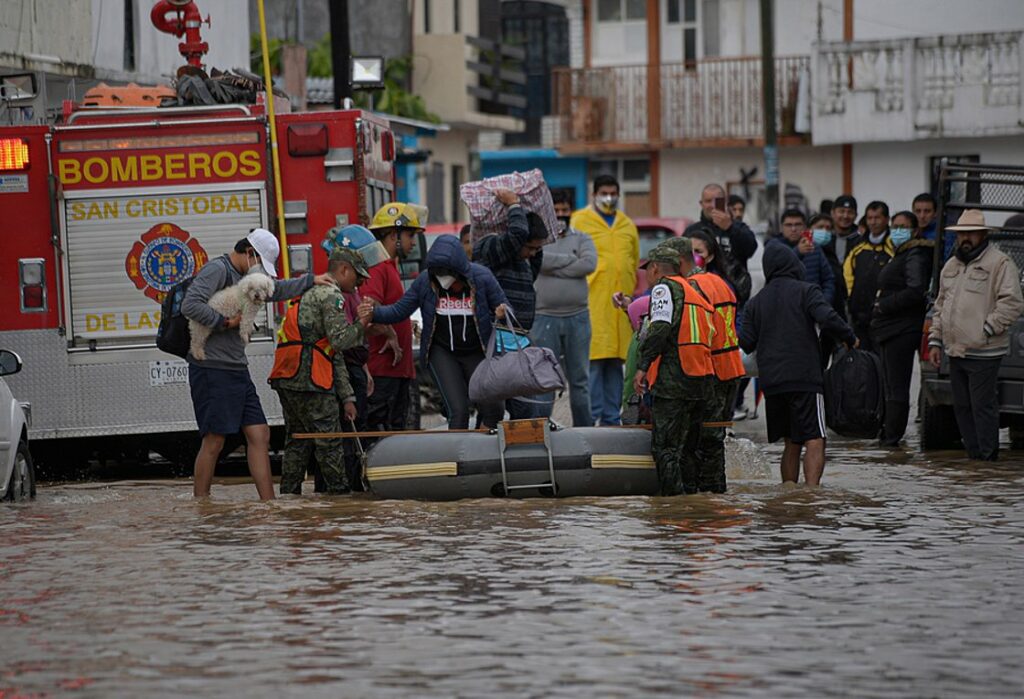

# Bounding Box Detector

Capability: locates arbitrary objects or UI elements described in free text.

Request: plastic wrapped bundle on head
[627,295,650,332]
[322,224,391,268]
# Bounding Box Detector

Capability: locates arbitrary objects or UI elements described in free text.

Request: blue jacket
[373,235,508,366]
[766,236,835,305]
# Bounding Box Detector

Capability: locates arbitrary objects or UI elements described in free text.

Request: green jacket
[636,277,711,401]
[270,283,364,400]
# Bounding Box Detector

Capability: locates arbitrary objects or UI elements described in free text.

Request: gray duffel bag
[469,313,566,404]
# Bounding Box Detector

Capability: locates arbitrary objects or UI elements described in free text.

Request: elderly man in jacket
[928,210,1024,461]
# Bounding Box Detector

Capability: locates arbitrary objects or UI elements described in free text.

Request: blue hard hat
[322,224,390,268]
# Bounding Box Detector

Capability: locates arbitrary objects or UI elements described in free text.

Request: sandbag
[824,347,884,438]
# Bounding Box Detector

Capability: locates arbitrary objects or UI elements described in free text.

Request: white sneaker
[733,406,750,421]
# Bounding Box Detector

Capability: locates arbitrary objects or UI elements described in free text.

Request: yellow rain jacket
[571,206,640,361]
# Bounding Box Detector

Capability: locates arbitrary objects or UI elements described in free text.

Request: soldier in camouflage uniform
[634,245,716,495]
[269,248,369,494]
[662,236,744,493]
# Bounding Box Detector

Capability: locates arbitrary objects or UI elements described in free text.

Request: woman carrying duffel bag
[359,234,510,430]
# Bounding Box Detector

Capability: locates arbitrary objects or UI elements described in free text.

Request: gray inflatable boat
[366,420,658,500]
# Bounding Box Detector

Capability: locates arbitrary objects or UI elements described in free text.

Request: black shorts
[765,391,826,444]
[189,364,267,436]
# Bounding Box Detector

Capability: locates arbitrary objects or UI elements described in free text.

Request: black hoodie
[739,245,856,395]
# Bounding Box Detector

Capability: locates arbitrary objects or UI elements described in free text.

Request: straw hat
[946,209,997,232]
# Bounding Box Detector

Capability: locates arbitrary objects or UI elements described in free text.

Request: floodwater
[3,432,1023,698]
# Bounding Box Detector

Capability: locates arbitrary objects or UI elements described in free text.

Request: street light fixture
[350,56,385,90]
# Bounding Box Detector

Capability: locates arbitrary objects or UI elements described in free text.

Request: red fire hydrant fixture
[150,0,210,68]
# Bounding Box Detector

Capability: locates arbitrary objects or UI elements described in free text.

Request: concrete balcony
[413,33,527,132]
[813,31,1024,145]
[550,56,811,153]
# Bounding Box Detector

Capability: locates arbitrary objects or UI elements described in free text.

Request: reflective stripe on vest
[646,275,715,386]
[690,272,745,381]
[268,298,335,391]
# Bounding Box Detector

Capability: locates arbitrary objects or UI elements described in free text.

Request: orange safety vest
[647,275,715,387]
[268,299,335,391]
[689,272,746,381]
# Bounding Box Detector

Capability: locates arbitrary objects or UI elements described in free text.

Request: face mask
[812,229,833,246]
[557,216,571,234]
[435,274,456,290]
[692,253,705,268]
[596,195,618,214]
[889,228,913,248]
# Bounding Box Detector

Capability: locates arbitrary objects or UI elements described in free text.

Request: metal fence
[551,55,810,146]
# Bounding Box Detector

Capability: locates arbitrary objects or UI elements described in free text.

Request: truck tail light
[19,258,46,312]
[287,123,328,157]
[287,244,312,276]
[0,137,30,170]
[381,131,395,161]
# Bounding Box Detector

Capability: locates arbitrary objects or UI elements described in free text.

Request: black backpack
[824,347,885,438]
[156,257,227,358]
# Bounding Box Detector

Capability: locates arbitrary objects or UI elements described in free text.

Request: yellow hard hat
[370,203,425,231]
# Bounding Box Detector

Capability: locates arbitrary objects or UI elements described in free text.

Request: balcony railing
[813,31,1023,145]
[550,55,810,150]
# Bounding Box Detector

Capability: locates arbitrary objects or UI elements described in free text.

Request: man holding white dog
[183,228,333,500]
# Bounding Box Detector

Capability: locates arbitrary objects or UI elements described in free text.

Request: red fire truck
[0,36,396,467]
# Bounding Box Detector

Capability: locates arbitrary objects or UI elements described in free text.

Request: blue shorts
[188,364,267,436]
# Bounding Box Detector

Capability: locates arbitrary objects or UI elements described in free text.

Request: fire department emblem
[125,222,208,303]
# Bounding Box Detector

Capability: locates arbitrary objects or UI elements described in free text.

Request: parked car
[0,349,34,501]
[919,162,1024,450]
[633,217,694,296]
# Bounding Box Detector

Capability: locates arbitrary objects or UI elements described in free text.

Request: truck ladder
[497,419,558,496]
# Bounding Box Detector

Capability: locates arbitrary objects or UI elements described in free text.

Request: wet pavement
[3,410,1023,698]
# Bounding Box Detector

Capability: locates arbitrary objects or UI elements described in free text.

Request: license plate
[149,359,189,386]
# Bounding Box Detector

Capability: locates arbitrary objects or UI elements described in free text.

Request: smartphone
[802,229,814,245]
[713,196,726,212]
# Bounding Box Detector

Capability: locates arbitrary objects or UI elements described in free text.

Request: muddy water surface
[2,437,1023,698]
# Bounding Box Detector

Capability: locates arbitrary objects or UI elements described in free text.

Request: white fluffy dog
[189,270,276,360]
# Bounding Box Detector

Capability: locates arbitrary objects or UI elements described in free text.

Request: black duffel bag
[824,347,885,438]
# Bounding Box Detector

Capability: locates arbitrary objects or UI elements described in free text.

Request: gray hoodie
[534,227,598,317]
[182,254,313,370]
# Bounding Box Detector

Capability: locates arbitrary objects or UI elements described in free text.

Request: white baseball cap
[246,228,279,278]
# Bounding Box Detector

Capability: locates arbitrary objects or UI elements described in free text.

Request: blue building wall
[395,134,421,205]
[479,149,589,209]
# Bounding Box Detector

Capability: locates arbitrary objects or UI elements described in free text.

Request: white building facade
[544,0,1024,223]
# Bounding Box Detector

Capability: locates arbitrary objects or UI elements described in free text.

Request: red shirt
[361,257,415,378]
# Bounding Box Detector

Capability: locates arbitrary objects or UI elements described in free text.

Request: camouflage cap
[640,244,681,269]
[660,236,694,256]
[329,246,371,278]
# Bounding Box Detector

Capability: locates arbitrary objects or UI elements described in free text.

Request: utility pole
[329,0,352,108]
[760,0,779,235]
